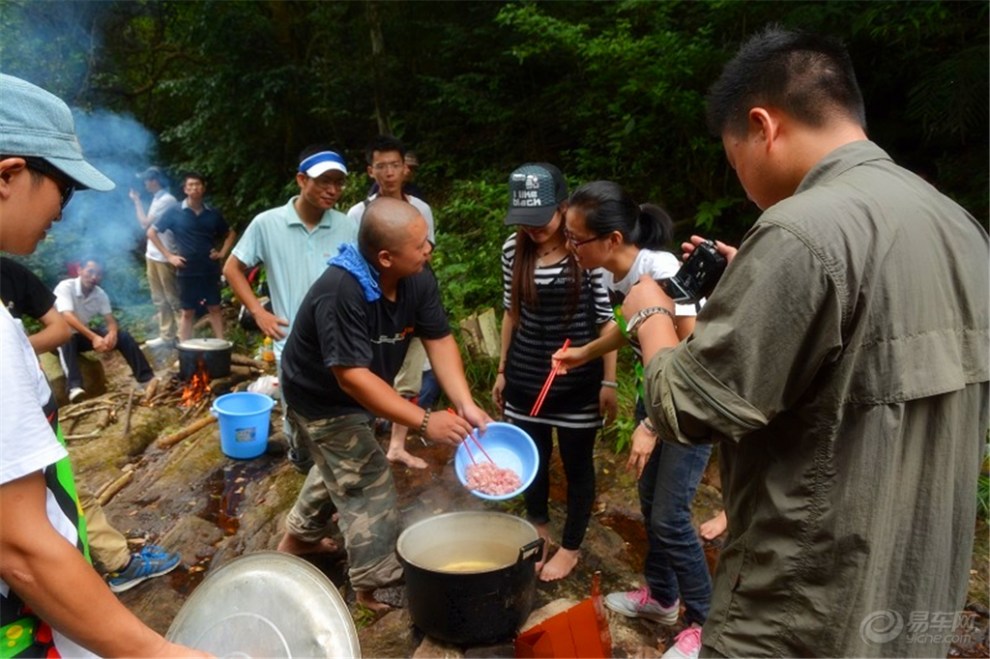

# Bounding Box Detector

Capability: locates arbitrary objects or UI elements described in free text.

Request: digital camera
[657,239,727,303]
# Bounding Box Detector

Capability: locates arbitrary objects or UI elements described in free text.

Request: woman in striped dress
[492,163,617,581]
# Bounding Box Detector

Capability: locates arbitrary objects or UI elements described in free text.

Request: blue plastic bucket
[211,392,274,459]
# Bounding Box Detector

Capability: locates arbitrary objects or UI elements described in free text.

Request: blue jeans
[639,436,713,626]
[418,369,439,410]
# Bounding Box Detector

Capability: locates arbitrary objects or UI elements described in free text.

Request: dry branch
[179,396,210,422]
[63,430,103,441]
[60,402,116,422]
[157,415,216,448]
[97,471,133,505]
[141,377,159,403]
[96,408,112,430]
[122,389,135,438]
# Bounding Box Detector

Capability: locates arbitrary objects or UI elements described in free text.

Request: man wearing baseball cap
[0,73,205,657]
[129,165,180,349]
[224,142,357,476]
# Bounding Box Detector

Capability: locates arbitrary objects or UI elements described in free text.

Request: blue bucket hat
[0,74,114,191]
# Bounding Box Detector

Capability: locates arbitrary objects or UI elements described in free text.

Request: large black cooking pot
[396,511,543,646]
[178,338,232,381]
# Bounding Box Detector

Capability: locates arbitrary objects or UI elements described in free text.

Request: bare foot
[386,445,428,469]
[276,533,343,556]
[534,525,552,573]
[356,589,392,614]
[539,548,580,582]
[699,510,727,541]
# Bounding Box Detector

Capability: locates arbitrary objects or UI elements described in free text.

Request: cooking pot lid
[178,338,233,351]
[166,552,360,657]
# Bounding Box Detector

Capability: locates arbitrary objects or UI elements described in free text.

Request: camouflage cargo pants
[284,410,403,590]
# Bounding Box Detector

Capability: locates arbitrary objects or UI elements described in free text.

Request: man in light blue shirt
[224,144,357,473]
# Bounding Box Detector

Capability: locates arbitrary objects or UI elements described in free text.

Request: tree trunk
[366,0,391,136]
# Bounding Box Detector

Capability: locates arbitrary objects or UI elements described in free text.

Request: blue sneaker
[107,544,181,593]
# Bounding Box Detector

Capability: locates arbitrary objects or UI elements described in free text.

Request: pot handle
[518,537,545,565]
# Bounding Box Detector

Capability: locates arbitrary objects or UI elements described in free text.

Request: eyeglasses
[309,176,347,190]
[371,161,404,173]
[24,157,75,210]
[563,228,604,248]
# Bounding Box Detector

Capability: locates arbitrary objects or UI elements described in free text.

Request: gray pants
[284,410,403,590]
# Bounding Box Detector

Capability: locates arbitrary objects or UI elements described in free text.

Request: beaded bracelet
[640,416,657,435]
[419,409,431,437]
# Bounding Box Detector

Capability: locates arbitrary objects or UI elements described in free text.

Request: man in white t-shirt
[346,135,435,469]
[0,73,203,658]
[129,166,179,348]
[54,258,156,402]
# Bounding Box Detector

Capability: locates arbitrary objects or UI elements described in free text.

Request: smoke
[42,109,161,309]
[2,1,168,312]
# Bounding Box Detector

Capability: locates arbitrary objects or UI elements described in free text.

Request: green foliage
[979,471,989,521]
[430,177,507,320]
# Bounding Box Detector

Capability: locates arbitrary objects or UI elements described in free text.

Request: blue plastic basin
[454,422,539,500]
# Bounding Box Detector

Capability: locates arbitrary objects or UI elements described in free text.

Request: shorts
[178,274,221,311]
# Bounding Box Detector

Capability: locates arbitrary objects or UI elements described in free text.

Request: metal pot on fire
[396,511,543,646]
[177,338,232,381]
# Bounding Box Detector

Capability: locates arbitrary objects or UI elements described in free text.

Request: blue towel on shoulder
[328,244,381,302]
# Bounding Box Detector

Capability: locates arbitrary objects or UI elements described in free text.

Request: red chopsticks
[530,338,570,417]
[448,408,496,464]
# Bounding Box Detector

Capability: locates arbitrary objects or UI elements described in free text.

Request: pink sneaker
[662,626,702,659]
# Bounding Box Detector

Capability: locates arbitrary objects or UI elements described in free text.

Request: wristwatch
[626,305,674,340]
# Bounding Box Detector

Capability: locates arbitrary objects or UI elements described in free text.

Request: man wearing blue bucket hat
[0,73,205,657]
[277,196,491,613]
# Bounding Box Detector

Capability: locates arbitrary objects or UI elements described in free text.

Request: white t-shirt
[144,189,179,262]
[0,306,94,657]
[347,193,435,243]
[601,248,701,317]
[53,277,112,330]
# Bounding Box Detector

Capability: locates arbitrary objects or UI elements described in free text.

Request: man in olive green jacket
[622,27,989,658]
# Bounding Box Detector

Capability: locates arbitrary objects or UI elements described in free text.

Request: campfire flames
[181,363,211,407]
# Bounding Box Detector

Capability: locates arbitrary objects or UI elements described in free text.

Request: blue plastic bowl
[454,422,539,501]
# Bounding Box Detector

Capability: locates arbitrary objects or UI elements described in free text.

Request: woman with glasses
[556,180,710,655]
[492,163,617,581]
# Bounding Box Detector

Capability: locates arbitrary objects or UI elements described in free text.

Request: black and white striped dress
[500,234,613,429]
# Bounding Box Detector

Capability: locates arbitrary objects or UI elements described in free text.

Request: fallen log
[232,353,268,370]
[208,367,257,395]
[157,415,217,448]
[97,471,133,505]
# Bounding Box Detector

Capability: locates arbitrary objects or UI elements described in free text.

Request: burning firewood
[181,365,212,407]
[156,415,217,449]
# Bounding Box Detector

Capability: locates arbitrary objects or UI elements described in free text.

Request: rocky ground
[50,347,988,658]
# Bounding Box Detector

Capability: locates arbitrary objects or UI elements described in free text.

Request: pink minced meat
[466,462,522,496]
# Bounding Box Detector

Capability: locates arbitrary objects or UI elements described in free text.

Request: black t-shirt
[154,205,229,278]
[0,257,54,320]
[281,264,450,419]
